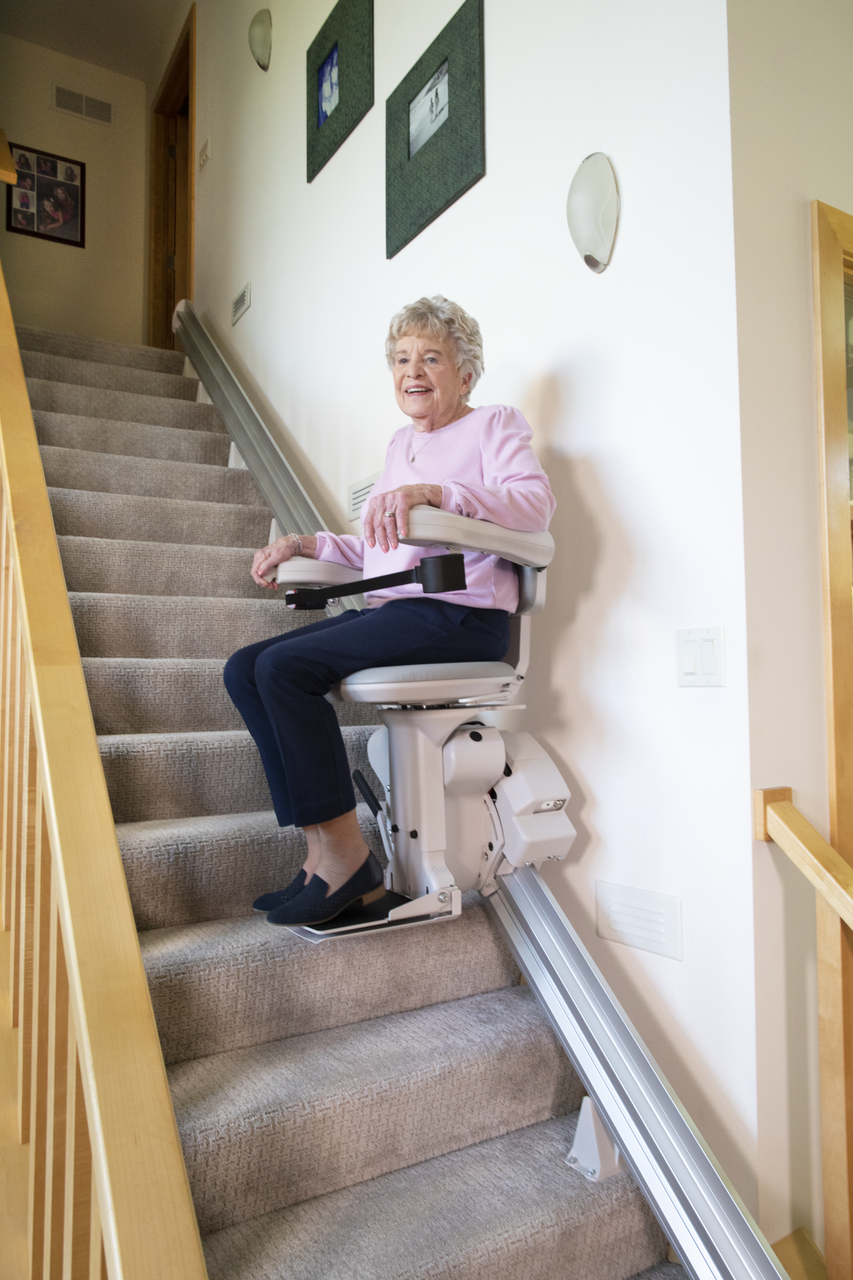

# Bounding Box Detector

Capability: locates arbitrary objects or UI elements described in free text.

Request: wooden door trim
[811,199,853,1280]
[147,4,195,348]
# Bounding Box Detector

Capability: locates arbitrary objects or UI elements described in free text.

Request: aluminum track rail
[486,868,787,1280]
[172,299,362,611]
[173,300,324,535]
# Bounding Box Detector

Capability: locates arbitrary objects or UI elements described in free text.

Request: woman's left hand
[363,483,442,552]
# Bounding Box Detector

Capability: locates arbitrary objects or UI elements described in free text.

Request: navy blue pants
[223,598,510,828]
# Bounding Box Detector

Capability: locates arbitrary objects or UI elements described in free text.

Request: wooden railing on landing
[0,262,208,1275]
[755,788,853,1280]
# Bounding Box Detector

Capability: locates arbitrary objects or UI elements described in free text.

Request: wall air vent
[53,85,112,124]
[596,881,683,961]
[232,283,251,325]
[347,472,381,522]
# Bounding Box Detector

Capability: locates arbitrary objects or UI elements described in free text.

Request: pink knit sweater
[314,405,555,612]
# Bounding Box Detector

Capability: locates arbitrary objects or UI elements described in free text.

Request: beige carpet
[21,321,674,1280]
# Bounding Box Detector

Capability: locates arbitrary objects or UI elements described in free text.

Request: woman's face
[392,332,472,430]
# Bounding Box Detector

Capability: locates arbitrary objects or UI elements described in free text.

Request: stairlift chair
[275,506,577,941]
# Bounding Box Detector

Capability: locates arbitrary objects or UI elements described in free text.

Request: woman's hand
[363,484,442,552]
[250,534,317,588]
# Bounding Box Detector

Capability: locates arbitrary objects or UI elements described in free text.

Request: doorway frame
[811,200,853,1280]
[147,4,196,348]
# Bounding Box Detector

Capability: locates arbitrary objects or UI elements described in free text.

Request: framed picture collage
[307,0,484,258]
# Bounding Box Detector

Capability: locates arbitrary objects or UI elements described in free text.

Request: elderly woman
[224,296,555,927]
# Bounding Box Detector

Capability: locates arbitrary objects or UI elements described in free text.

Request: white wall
[0,34,146,342]
[729,0,853,1248]
[178,0,765,1212]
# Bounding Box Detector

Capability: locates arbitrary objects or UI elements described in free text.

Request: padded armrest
[273,559,365,588]
[398,507,554,569]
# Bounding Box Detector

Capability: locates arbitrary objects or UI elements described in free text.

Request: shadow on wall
[519,376,761,1207]
[520,371,633,867]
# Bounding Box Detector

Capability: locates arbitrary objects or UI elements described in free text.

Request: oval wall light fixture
[249,9,273,71]
[566,152,620,274]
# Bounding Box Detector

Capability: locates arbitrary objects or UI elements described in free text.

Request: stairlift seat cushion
[336,661,518,705]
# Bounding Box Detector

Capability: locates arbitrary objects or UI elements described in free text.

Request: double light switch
[677,626,725,687]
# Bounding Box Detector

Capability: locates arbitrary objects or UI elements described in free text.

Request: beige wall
[729,0,853,1247]
[0,34,146,342]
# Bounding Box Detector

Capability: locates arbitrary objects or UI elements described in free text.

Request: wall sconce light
[566,153,620,273]
[249,9,273,71]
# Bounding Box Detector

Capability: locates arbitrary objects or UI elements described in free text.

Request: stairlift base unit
[274,508,574,942]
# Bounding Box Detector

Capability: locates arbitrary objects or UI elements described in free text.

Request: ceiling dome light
[249,9,273,71]
[566,153,620,274]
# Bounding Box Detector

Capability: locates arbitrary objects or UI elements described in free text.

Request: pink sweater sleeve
[438,407,555,531]
[313,531,364,569]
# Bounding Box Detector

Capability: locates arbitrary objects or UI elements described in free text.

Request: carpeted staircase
[20,323,681,1280]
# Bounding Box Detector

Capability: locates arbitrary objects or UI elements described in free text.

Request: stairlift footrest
[387,887,461,922]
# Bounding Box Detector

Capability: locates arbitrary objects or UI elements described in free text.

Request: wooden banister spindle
[43,888,71,1279]
[88,1169,107,1280]
[64,1021,93,1279]
[18,745,41,1141]
[1,575,17,928]
[29,795,54,1277]
[11,669,31,1025]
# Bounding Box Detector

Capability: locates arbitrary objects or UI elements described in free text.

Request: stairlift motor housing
[275,507,577,939]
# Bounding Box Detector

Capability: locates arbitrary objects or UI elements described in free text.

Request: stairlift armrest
[398,507,555,569]
[273,559,366,588]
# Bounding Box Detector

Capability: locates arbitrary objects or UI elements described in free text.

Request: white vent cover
[347,472,381,521]
[596,881,683,961]
[53,85,112,124]
[232,283,251,325]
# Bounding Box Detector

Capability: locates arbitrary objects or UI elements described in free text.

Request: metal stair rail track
[173,299,363,612]
[171,299,789,1280]
[487,869,786,1280]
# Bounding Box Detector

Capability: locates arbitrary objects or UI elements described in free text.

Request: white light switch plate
[677,626,725,687]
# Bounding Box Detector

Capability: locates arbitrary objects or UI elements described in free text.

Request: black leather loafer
[266,852,385,926]
[253,868,307,912]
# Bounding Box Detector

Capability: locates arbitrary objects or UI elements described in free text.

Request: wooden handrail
[754,788,853,930]
[0,258,208,1275]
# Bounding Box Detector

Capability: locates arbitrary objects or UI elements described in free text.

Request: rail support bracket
[566,1096,626,1182]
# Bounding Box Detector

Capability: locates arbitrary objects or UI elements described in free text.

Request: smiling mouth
[405,386,431,395]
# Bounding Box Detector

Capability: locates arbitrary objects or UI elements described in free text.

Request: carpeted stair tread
[58,536,272,598]
[35,412,231,466]
[119,807,380,929]
[83,658,377,734]
[27,378,226,432]
[98,727,380,822]
[50,489,271,548]
[84,657,243,733]
[142,892,519,1062]
[17,324,186,374]
[22,350,198,400]
[170,986,582,1233]
[70,593,311,657]
[40,445,264,505]
[201,1113,667,1280]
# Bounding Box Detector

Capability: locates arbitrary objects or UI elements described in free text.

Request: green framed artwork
[306,0,374,183]
[385,0,484,259]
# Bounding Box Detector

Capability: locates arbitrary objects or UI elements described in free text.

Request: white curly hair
[385,295,484,400]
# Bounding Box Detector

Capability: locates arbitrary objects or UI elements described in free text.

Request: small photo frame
[6,144,85,247]
[385,0,484,259]
[306,0,373,183]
